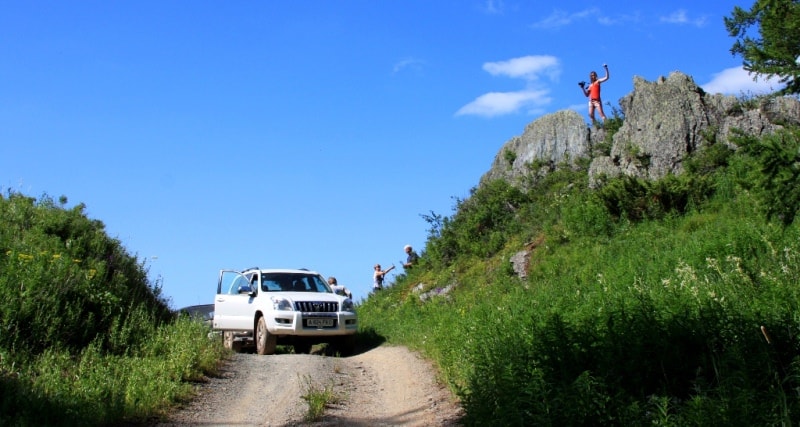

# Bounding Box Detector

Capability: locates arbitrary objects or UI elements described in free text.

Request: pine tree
[725,0,800,95]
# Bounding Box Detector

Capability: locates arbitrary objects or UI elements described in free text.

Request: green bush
[424,180,530,265]
[597,173,715,222]
[0,191,226,426]
[359,126,800,426]
[734,127,800,225]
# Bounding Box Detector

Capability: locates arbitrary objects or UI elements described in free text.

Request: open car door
[213,270,256,331]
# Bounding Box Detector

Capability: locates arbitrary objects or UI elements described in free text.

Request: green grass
[300,374,341,421]
[357,126,800,426]
[0,192,227,426]
[3,123,799,425]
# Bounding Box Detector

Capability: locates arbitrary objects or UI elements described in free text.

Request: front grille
[295,301,339,313]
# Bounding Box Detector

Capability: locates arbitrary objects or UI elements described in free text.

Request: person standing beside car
[327,276,352,299]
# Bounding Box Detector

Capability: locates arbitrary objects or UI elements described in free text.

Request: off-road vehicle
[213,267,357,355]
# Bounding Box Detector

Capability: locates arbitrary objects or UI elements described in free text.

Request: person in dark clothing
[403,245,419,269]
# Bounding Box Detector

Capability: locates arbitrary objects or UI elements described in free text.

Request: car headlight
[271,296,293,311]
[341,298,355,312]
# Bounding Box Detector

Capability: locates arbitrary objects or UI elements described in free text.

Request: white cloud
[482,0,504,14]
[660,9,707,27]
[457,55,560,117]
[392,57,425,74]
[701,66,784,95]
[456,90,551,117]
[532,8,599,29]
[482,55,560,81]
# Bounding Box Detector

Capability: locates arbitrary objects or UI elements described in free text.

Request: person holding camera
[579,64,610,123]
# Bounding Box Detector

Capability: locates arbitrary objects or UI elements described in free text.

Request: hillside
[0,194,225,426]
[357,72,800,426]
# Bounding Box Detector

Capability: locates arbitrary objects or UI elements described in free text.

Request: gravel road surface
[152,345,463,426]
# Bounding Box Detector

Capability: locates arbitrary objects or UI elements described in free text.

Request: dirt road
[154,345,464,426]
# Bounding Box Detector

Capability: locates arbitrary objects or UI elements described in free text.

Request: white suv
[213,268,357,355]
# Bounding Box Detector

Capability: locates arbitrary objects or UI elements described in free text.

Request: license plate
[307,318,334,327]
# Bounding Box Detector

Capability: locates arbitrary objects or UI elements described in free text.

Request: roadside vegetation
[0,193,226,426]
[358,123,800,425]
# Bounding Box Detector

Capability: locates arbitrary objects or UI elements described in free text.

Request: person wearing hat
[403,245,419,269]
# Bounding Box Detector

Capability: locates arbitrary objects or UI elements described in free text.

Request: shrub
[0,191,225,425]
[734,127,800,226]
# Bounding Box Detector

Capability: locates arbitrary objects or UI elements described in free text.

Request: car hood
[270,292,346,302]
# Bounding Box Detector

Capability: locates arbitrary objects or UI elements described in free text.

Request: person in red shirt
[579,64,610,123]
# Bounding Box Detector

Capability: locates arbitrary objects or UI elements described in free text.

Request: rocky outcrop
[591,72,797,183]
[480,71,800,189]
[480,110,590,187]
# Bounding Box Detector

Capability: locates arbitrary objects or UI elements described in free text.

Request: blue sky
[0,1,782,308]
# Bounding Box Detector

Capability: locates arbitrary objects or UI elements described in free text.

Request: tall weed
[359,127,800,425]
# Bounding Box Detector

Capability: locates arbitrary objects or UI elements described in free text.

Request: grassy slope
[0,193,226,426]
[357,128,800,425]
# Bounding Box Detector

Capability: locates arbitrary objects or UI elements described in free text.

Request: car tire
[256,316,277,355]
[223,331,243,353]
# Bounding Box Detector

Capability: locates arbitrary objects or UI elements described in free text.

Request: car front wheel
[255,316,277,355]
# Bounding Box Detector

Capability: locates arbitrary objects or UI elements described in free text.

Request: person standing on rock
[579,64,609,123]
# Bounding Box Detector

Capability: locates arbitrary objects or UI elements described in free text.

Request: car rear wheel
[256,316,277,355]
[223,331,243,353]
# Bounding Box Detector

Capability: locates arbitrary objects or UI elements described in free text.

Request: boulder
[480,71,800,189]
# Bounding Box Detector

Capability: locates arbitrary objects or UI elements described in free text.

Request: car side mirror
[237,284,253,294]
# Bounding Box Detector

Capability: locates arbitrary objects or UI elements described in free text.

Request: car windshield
[260,272,332,293]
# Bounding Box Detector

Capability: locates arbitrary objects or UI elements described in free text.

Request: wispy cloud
[532,8,599,29]
[482,0,504,15]
[392,57,425,74]
[660,9,707,27]
[482,55,560,80]
[456,90,552,117]
[701,66,784,95]
[456,55,560,117]
[597,12,641,26]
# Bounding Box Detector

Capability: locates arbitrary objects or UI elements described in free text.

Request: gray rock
[480,71,800,190]
[480,110,590,188]
[509,250,529,280]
